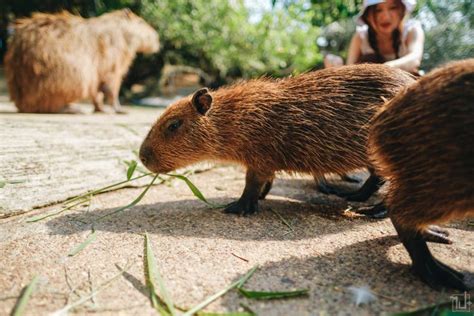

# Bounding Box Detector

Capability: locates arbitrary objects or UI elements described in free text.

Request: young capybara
[368,59,474,290]
[139,64,415,215]
[4,9,159,113]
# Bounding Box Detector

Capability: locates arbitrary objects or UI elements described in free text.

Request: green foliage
[141,0,321,80]
[417,0,473,70]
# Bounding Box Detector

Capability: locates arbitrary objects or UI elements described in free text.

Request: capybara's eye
[167,119,183,133]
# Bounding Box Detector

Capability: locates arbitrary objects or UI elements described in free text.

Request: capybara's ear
[191,88,213,115]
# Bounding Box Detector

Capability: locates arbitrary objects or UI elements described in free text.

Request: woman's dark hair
[363,2,404,63]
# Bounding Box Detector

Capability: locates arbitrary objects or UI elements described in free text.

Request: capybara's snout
[139,144,155,170]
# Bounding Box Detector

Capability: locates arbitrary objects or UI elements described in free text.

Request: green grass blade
[26,198,90,223]
[167,174,208,202]
[126,160,138,180]
[124,160,154,176]
[0,181,5,188]
[392,302,461,316]
[238,288,308,300]
[144,232,176,316]
[166,174,226,208]
[11,275,40,316]
[64,172,153,206]
[182,266,258,316]
[96,174,159,221]
[68,229,97,257]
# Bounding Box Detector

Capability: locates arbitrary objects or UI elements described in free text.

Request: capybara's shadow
[45,194,379,241]
[217,236,473,315]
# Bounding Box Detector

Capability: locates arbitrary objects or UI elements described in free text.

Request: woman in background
[325,0,424,75]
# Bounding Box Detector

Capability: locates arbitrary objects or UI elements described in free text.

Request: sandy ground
[0,94,472,315]
[1,162,473,315]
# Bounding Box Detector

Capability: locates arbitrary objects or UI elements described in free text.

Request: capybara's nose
[139,145,154,167]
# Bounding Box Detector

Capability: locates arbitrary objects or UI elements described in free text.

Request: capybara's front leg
[224,169,272,215]
[393,220,468,290]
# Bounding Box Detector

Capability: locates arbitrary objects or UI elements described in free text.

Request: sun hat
[356,0,416,25]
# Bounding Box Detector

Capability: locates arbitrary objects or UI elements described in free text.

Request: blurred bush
[140,0,321,84]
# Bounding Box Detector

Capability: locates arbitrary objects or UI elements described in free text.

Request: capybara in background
[4,9,159,113]
[139,64,415,216]
[368,59,474,290]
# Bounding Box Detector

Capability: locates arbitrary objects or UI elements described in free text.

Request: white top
[356,19,421,61]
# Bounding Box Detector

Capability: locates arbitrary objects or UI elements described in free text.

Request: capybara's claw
[412,257,468,291]
[356,203,388,219]
[422,226,452,244]
[224,200,259,216]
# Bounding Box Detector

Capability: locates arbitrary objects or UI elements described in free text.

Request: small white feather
[348,285,377,306]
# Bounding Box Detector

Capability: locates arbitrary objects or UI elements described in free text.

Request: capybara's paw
[421,226,452,244]
[224,199,259,216]
[355,203,388,219]
[413,257,469,291]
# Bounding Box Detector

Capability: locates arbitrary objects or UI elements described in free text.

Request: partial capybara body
[369,59,474,290]
[140,64,415,215]
[4,9,159,113]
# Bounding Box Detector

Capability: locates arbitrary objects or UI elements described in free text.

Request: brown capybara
[139,64,415,215]
[4,9,159,113]
[368,59,474,290]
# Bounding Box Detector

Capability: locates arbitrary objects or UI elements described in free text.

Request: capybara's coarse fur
[139,64,415,215]
[368,59,474,290]
[4,9,159,113]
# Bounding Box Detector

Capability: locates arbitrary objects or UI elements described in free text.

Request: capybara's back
[4,10,159,113]
[368,58,474,290]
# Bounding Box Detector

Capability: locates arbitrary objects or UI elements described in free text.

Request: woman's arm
[385,23,424,73]
[346,33,362,65]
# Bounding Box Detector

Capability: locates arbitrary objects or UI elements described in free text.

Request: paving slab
[0,100,162,217]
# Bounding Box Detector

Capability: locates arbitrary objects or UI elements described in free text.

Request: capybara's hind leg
[317,168,383,202]
[225,169,272,215]
[343,168,384,201]
[393,220,469,290]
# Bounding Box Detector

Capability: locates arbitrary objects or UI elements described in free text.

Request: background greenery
[0,0,472,96]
